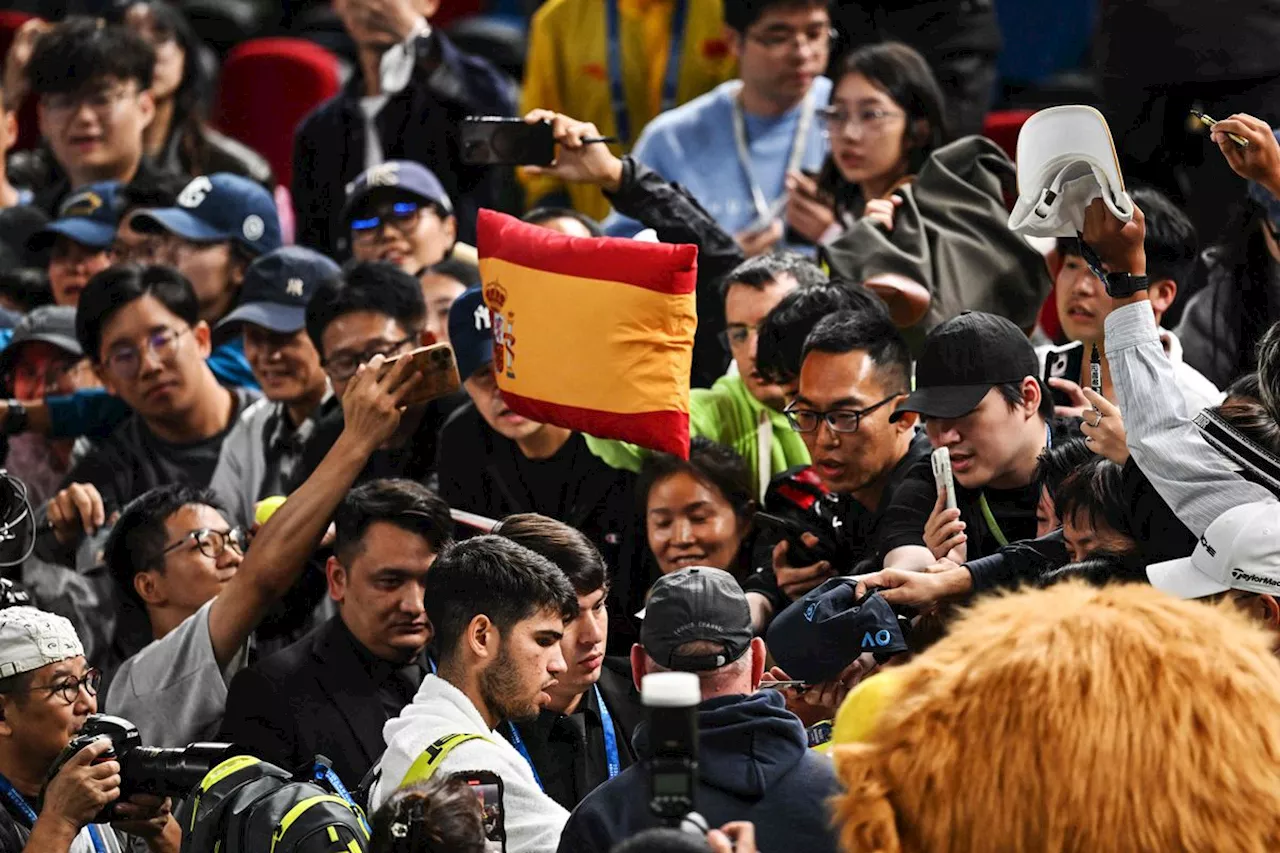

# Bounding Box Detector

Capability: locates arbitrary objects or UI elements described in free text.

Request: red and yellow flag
[477,209,697,458]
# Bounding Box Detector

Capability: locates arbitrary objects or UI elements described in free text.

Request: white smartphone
[931,447,957,511]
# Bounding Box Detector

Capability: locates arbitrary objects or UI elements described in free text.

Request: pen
[1090,344,1102,397]
[1191,110,1250,148]
[580,136,620,145]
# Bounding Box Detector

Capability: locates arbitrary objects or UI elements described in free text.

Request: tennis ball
[254,495,288,526]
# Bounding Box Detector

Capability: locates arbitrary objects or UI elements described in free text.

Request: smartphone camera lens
[463,139,491,163]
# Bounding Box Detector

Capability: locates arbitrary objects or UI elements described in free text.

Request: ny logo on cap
[178,176,214,209]
[365,163,401,188]
[59,191,102,218]
[473,303,492,331]
[286,278,305,297]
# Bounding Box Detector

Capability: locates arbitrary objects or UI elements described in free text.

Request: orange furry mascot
[831,582,1280,852]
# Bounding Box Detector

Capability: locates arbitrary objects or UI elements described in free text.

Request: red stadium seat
[211,37,340,189]
[983,109,1036,161]
[0,10,42,152]
[433,0,485,29]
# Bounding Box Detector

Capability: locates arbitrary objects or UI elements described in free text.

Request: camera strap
[0,771,108,853]
[506,685,620,790]
[312,762,371,836]
[606,0,689,146]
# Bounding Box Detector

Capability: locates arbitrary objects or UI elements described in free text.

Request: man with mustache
[220,479,453,787]
[370,536,578,853]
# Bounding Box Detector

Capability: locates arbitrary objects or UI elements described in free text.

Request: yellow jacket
[519,0,738,220]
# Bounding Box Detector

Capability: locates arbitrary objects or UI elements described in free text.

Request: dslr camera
[41,714,241,823]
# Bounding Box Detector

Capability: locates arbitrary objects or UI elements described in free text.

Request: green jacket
[585,374,811,493]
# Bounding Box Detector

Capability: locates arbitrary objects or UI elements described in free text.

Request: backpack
[176,755,370,853]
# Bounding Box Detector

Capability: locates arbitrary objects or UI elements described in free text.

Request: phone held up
[931,447,957,511]
[1042,340,1085,408]
[374,342,461,406]
[461,117,557,167]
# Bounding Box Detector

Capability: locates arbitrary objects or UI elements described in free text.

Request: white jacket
[371,674,569,853]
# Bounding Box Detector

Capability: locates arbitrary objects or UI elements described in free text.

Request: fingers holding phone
[506,111,625,191]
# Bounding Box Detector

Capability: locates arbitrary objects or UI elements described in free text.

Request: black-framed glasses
[9,668,101,705]
[103,326,190,381]
[160,527,245,561]
[323,335,415,381]
[784,394,901,434]
[820,106,905,135]
[748,25,836,51]
[350,202,425,242]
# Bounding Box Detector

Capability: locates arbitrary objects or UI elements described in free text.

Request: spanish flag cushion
[477,209,697,459]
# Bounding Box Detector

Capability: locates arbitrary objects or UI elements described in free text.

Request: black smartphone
[461,117,555,166]
[753,511,825,566]
[1041,340,1084,408]
[456,770,507,851]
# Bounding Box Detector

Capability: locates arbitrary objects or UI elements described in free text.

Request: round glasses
[8,668,101,706]
[160,527,245,561]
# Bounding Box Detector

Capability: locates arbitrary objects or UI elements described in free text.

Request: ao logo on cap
[178,176,214,208]
[861,630,893,649]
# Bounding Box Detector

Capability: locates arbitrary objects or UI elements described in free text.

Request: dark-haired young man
[41,265,258,559]
[1045,185,1222,416]
[295,261,463,487]
[496,513,644,810]
[102,351,430,746]
[370,536,577,851]
[21,18,160,213]
[748,309,929,628]
[604,0,832,253]
[879,311,1076,572]
[220,479,452,787]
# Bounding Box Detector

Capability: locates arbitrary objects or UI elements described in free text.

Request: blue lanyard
[507,685,620,789]
[0,771,106,853]
[606,0,689,145]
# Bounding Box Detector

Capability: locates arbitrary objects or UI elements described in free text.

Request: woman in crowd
[638,438,757,584]
[787,41,949,244]
[109,0,273,187]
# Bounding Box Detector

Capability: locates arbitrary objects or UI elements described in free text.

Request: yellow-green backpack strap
[398,733,488,787]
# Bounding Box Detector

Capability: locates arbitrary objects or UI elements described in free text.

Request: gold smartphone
[376,343,461,405]
[1190,110,1249,148]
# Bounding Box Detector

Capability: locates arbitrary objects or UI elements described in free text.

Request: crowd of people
[0,0,1279,851]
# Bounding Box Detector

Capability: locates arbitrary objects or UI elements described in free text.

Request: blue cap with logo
[130,173,282,257]
[218,246,341,334]
[447,287,495,382]
[29,182,124,252]
[342,160,453,226]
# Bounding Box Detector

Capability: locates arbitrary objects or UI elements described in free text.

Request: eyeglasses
[324,335,415,382]
[103,326,189,381]
[41,85,136,121]
[748,25,836,51]
[350,203,425,243]
[7,359,89,391]
[784,394,901,434]
[160,527,245,561]
[717,324,758,353]
[111,235,178,266]
[820,106,906,136]
[8,668,101,706]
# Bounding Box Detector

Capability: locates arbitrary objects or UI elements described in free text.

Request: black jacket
[291,29,516,254]
[435,402,645,649]
[219,616,421,787]
[556,690,841,853]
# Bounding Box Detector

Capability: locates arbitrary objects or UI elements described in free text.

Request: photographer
[0,607,177,852]
[557,568,840,853]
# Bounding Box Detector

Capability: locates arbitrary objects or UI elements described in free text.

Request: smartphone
[760,679,808,690]
[461,117,555,166]
[456,771,507,852]
[1041,340,1085,408]
[931,447,957,511]
[375,343,461,406]
[752,511,825,566]
[744,193,789,237]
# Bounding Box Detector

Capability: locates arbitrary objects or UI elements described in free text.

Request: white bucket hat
[1008,105,1135,238]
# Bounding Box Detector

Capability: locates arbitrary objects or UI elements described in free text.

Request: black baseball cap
[217,246,341,334]
[891,311,1040,422]
[766,579,908,685]
[640,568,753,672]
[0,306,82,377]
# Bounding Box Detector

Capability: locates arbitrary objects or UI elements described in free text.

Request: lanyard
[606,0,689,146]
[507,685,620,789]
[730,82,816,221]
[0,772,107,853]
[976,425,1051,550]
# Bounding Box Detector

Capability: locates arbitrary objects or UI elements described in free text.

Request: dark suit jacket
[219,616,409,787]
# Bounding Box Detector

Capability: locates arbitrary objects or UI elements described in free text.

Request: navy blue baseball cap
[447,287,495,382]
[130,173,282,257]
[29,182,124,252]
[766,579,909,685]
[342,160,453,226]
[218,247,341,334]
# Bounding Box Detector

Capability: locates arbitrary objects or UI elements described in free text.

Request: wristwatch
[3,400,27,436]
[1102,271,1150,299]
